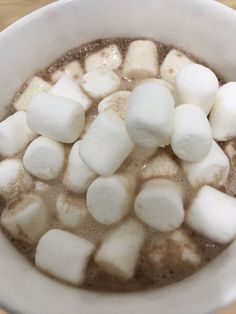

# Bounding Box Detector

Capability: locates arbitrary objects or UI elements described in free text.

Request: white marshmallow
[81,68,121,99]
[95,218,146,280]
[63,141,97,194]
[27,92,85,143]
[135,78,174,94]
[122,40,158,79]
[14,77,51,111]
[35,229,95,285]
[0,159,33,200]
[85,45,122,71]
[135,179,184,232]
[186,185,236,244]
[160,49,193,85]
[23,136,65,180]
[55,193,88,229]
[98,91,131,120]
[182,141,230,189]
[87,173,135,225]
[175,63,219,115]
[125,82,175,148]
[1,193,50,243]
[0,111,36,158]
[50,74,92,111]
[224,140,236,167]
[171,104,212,162]
[210,82,236,141]
[79,111,134,176]
[50,61,84,84]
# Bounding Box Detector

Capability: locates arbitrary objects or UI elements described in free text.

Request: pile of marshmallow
[0,39,236,286]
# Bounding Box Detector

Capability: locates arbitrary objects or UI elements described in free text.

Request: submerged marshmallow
[0,159,33,200]
[27,92,85,143]
[182,141,230,188]
[63,141,97,194]
[50,61,84,84]
[210,82,236,141]
[79,111,134,177]
[23,136,65,180]
[125,82,175,148]
[81,68,121,99]
[160,49,193,85]
[95,218,146,280]
[35,229,95,285]
[87,173,135,225]
[122,40,158,79]
[171,104,212,162]
[50,74,92,111]
[14,77,51,111]
[56,193,88,229]
[175,63,219,115]
[135,179,184,232]
[85,44,122,71]
[0,111,36,157]
[186,185,236,244]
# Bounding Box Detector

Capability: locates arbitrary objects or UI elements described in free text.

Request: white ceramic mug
[0,0,236,313]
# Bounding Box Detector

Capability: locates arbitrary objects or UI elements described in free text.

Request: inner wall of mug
[0,0,236,314]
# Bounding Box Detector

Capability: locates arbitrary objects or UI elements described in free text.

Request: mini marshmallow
[85,44,122,71]
[225,140,236,167]
[210,82,236,141]
[87,173,135,225]
[63,141,97,194]
[160,49,193,85]
[135,178,184,232]
[50,61,84,84]
[0,111,36,158]
[140,152,179,180]
[27,92,85,143]
[186,185,236,244]
[95,218,146,280]
[1,193,50,243]
[23,136,65,180]
[35,229,95,285]
[122,40,158,79]
[175,63,219,115]
[14,77,51,111]
[79,111,134,176]
[171,104,212,162]
[98,91,131,119]
[182,141,230,189]
[125,82,175,148]
[50,74,92,111]
[135,78,174,94]
[0,159,33,200]
[81,68,121,99]
[55,193,88,229]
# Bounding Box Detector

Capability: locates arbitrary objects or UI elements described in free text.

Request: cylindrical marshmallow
[125,82,175,148]
[27,92,85,143]
[134,178,184,232]
[0,159,33,200]
[81,68,121,99]
[1,193,50,243]
[35,229,95,285]
[175,63,219,115]
[23,136,65,180]
[0,111,36,158]
[95,218,146,280]
[171,104,212,162]
[122,40,158,79]
[182,141,230,188]
[50,61,84,84]
[62,141,97,194]
[87,173,135,225]
[79,111,134,177]
[186,185,236,244]
[210,82,236,141]
[135,78,174,94]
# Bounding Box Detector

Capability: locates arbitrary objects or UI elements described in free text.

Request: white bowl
[1,0,236,313]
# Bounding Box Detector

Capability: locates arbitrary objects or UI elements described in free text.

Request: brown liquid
[2,38,230,292]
